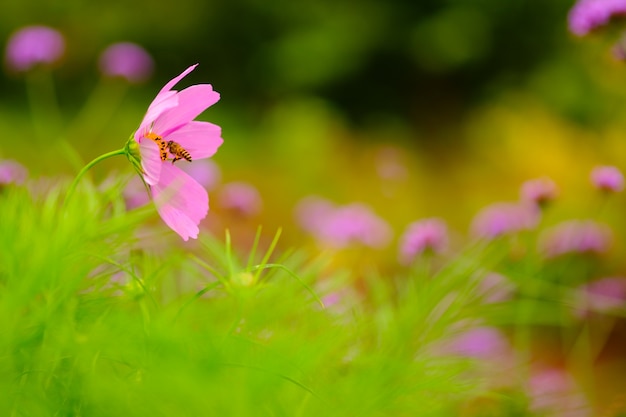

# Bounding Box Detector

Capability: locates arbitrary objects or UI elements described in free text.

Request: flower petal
[134,64,197,140]
[155,84,220,136]
[158,64,197,96]
[140,138,162,185]
[164,121,223,159]
[155,204,200,241]
[135,91,178,141]
[152,163,209,240]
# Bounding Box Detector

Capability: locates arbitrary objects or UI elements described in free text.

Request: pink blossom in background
[398,218,448,264]
[317,203,392,249]
[123,176,150,210]
[478,273,515,304]
[590,165,624,192]
[445,326,509,359]
[179,159,221,191]
[568,0,626,36]
[520,177,558,207]
[528,368,589,417]
[99,42,154,83]
[133,64,223,241]
[539,220,612,258]
[5,25,65,72]
[576,277,626,316]
[295,196,337,233]
[218,181,262,217]
[296,197,392,249]
[0,159,28,185]
[471,202,540,239]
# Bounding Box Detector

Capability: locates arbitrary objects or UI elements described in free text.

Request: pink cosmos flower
[98,42,154,83]
[568,0,626,36]
[590,165,624,192]
[133,64,223,241]
[5,25,65,71]
[398,218,448,264]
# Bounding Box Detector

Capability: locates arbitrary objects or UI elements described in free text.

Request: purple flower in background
[123,176,150,210]
[398,218,448,264]
[577,277,626,316]
[568,0,626,36]
[0,159,28,185]
[5,25,65,71]
[99,42,154,83]
[179,159,221,191]
[539,220,612,258]
[318,203,392,249]
[471,202,540,239]
[590,165,624,192]
[446,326,509,359]
[520,177,558,207]
[218,181,262,217]
[528,368,589,417]
[478,273,515,304]
[296,197,392,249]
[295,196,337,233]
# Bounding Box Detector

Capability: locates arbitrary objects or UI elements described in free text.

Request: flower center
[144,132,192,163]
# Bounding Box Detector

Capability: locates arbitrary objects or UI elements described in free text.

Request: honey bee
[166,140,192,163]
[144,132,192,163]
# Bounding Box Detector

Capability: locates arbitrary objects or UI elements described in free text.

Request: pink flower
[179,159,221,191]
[478,272,515,303]
[295,196,337,233]
[0,159,28,185]
[445,326,509,359]
[398,218,448,264]
[295,197,392,249]
[568,0,626,36]
[528,368,589,417]
[471,202,540,239]
[218,181,263,217]
[123,176,150,210]
[98,42,154,83]
[520,177,558,206]
[133,64,223,241]
[5,25,65,71]
[576,277,626,316]
[590,165,624,192]
[539,220,612,258]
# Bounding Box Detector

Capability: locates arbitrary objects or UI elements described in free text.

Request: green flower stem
[65,148,127,205]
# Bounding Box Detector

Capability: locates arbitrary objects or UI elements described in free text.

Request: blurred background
[2,0,626,254]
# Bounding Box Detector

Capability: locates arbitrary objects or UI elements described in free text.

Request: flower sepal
[124,132,143,175]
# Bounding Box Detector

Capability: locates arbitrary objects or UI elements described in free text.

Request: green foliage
[0,182,511,416]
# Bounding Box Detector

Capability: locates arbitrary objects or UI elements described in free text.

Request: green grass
[0,180,513,417]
